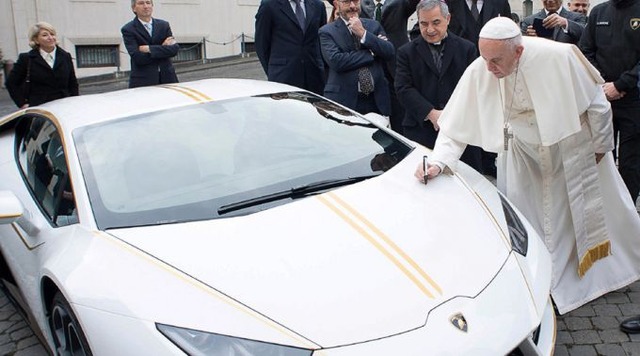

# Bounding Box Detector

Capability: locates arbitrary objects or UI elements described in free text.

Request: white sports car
[0,79,554,355]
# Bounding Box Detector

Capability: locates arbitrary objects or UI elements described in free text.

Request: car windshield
[74,92,412,230]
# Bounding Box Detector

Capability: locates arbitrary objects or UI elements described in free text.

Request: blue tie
[293,0,306,32]
[144,22,152,36]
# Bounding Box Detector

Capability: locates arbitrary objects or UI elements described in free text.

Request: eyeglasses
[337,0,361,4]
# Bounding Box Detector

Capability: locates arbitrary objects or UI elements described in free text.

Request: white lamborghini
[0,79,554,355]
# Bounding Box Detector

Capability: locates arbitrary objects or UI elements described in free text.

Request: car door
[0,115,79,315]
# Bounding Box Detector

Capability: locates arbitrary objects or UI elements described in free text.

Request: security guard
[579,0,640,205]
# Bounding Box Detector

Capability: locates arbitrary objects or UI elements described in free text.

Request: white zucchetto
[479,16,521,40]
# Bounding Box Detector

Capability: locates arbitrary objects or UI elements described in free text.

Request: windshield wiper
[217,174,379,215]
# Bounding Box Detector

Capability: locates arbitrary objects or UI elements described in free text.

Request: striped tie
[471,0,480,21]
[293,0,306,32]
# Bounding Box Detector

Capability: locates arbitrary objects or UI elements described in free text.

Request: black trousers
[612,102,640,203]
[355,93,381,116]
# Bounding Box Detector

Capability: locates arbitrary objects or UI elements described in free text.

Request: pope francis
[415,17,640,314]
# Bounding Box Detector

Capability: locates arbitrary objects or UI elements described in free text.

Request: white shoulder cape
[438,37,604,153]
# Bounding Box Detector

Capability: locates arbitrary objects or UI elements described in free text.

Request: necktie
[352,34,375,95]
[471,0,480,21]
[144,22,152,35]
[45,53,54,68]
[293,0,306,32]
[375,0,383,22]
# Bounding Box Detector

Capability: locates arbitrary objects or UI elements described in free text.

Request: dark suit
[360,0,420,132]
[448,0,511,46]
[520,8,586,44]
[360,0,420,53]
[255,0,327,95]
[5,47,79,108]
[410,0,511,46]
[395,32,482,171]
[319,18,395,116]
[121,17,179,88]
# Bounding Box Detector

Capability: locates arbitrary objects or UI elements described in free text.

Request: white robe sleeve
[585,88,614,154]
[429,133,468,171]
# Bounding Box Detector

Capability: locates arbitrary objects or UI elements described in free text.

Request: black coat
[5,47,79,108]
[579,0,640,104]
[395,33,483,171]
[121,17,179,88]
[410,0,511,46]
[395,33,476,146]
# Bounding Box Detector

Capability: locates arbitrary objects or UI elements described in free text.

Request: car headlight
[157,323,313,356]
[499,195,528,256]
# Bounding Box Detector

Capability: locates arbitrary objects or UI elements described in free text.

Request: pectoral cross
[503,125,513,151]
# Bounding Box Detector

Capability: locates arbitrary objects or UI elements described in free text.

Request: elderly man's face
[568,0,589,15]
[542,0,563,12]
[418,6,450,44]
[478,38,524,78]
[334,0,361,20]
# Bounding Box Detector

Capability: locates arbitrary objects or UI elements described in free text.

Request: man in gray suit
[319,0,395,115]
[520,0,586,44]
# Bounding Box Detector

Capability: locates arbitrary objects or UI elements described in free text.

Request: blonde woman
[5,22,78,108]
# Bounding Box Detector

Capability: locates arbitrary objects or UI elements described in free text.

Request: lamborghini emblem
[631,18,640,30]
[450,313,468,332]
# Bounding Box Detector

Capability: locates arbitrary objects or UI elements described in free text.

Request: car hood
[110,159,512,347]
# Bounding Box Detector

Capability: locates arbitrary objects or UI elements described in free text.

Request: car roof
[0,79,300,131]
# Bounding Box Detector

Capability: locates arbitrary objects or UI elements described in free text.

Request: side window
[15,116,78,226]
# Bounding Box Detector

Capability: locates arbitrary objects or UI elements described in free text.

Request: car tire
[49,291,92,356]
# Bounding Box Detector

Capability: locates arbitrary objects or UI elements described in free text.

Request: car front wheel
[49,291,92,356]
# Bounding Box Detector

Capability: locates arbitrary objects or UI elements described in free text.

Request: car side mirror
[0,191,24,225]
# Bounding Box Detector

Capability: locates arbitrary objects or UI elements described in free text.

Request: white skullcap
[479,16,520,40]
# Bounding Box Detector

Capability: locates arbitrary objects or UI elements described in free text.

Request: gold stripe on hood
[158,84,212,102]
[317,192,442,299]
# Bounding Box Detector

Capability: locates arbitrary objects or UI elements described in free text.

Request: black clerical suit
[395,32,483,172]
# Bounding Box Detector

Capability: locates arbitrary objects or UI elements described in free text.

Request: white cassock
[431,37,640,314]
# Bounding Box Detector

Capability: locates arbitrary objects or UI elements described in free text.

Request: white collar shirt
[40,47,56,68]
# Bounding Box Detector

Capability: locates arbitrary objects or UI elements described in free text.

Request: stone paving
[1,56,640,355]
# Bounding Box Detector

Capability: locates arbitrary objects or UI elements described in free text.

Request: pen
[423,155,428,185]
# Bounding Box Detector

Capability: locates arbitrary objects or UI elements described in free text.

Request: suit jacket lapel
[480,0,493,24]
[134,18,152,41]
[303,0,314,33]
[52,48,62,70]
[552,8,566,40]
[415,39,439,75]
[336,20,357,51]
[279,0,304,31]
[439,38,453,75]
